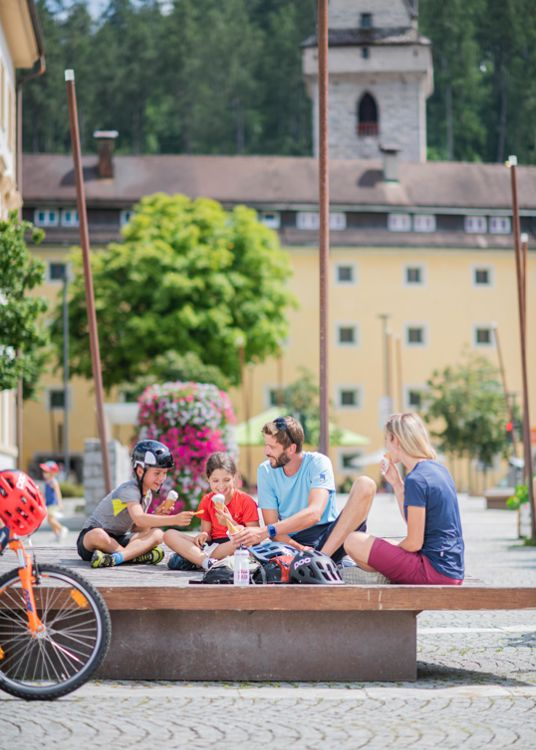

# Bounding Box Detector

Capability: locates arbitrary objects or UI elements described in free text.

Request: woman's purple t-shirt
[404,460,464,580]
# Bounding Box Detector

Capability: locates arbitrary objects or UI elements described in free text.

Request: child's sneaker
[131,545,165,565]
[90,550,116,568]
[167,552,198,571]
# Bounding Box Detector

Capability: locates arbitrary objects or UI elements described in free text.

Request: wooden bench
[3,548,534,682]
[96,581,536,682]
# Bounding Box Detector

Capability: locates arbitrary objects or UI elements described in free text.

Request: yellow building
[18,0,536,490]
[21,148,536,490]
[0,0,44,469]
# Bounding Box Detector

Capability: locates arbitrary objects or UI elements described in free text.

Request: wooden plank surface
[98,584,536,611]
[2,546,535,612]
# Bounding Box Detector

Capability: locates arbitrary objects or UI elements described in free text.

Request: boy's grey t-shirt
[83,480,151,535]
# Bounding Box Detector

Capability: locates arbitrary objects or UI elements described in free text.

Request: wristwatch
[267,523,277,540]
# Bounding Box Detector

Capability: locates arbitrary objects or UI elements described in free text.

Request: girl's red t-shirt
[198,490,259,540]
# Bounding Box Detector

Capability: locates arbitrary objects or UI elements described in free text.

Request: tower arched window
[357,92,379,137]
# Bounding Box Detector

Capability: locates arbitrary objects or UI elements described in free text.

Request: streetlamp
[378,313,393,425]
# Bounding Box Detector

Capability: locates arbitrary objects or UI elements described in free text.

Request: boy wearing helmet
[77,439,194,568]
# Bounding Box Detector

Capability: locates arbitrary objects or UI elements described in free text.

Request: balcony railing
[357,122,379,137]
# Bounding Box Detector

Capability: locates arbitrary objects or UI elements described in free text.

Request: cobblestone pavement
[2,495,535,749]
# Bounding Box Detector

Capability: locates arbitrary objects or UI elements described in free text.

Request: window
[61,208,79,227]
[296,212,319,230]
[34,208,59,227]
[474,326,493,346]
[473,267,492,286]
[336,264,356,284]
[388,213,411,232]
[337,388,361,409]
[357,92,379,137]
[360,13,373,28]
[120,210,134,227]
[259,211,281,229]
[361,47,370,59]
[406,325,426,346]
[339,451,363,471]
[405,266,424,285]
[406,388,423,410]
[464,216,487,233]
[49,262,67,281]
[489,216,511,234]
[413,214,436,232]
[48,389,65,410]
[266,387,284,408]
[296,212,347,230]
[330,213,347,230]
[337,325,358,345]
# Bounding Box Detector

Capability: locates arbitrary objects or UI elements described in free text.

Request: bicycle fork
[7,539,45,636]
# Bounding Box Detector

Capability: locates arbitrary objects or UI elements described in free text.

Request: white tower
[302,0,433,162]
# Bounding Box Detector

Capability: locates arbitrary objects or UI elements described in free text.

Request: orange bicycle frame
[5,533,44,634]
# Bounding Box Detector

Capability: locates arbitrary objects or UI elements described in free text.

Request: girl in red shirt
[164,453,259,571]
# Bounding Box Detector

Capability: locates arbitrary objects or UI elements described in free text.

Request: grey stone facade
[83,438,131,513]
[304,0,433,162]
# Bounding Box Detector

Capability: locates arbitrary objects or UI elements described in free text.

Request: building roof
[302,27,427,48]
[22,153,536,213]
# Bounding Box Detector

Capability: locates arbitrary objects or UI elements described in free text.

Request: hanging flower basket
[137,381,236,510]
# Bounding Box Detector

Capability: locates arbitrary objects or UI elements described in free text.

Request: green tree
[0,214,48,398]
[421,0,488,161]
[122,351,230,401]
[424,353,509,483]
[52,194,296,390]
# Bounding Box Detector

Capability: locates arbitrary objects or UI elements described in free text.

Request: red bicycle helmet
[0,470,47,536]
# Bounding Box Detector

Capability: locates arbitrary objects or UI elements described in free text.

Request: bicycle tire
[0,563,111,700]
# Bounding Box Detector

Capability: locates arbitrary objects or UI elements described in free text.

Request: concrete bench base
[98,609,417,682]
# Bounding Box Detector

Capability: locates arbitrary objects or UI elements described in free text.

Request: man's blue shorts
[291,513,367,563]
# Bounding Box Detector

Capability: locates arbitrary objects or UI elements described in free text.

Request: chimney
[93,130,119,178]
[380,144,400,182]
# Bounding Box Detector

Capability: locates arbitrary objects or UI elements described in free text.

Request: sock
[201,557,215,571]
[111,551,124,565]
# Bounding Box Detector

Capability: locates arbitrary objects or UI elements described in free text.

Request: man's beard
[271,452,291,469]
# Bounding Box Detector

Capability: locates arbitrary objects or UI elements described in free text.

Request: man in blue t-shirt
[233,416,376,561]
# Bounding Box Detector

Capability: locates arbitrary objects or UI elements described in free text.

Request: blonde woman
[345,413,464,585]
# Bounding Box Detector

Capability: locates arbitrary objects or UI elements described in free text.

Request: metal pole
[508,156,535,538]
[65,70,112,494]
[378,314,392,421]
[62,269,70,481]
[317,0,330,456]
[492,323,518,457]
[277,349,284,407]
[239,346,251,488]
[395,335,403,412]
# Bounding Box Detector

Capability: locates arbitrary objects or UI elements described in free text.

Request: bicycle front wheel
[0,563,111,700]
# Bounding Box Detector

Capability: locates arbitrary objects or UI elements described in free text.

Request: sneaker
[341,566,389,585]
[167,552,199,571]
[90,550,116,569]
[59,525,68,541]
[131,546,165,565]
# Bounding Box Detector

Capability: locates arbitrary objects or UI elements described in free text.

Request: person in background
[39,461,68,541]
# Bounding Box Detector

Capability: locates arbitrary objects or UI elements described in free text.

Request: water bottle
[233,547,250,586]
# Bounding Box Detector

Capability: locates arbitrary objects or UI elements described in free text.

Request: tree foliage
[51,194,296,390]
[423,353,509,467]
[0,214,48,398]
[21,0,536,163]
